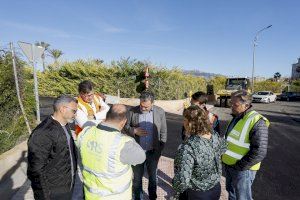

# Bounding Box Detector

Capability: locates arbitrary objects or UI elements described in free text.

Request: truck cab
[217,78,251,107]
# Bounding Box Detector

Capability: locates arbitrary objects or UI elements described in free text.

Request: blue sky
[0,0,299,77]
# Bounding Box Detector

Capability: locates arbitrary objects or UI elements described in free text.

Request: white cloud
[0,20,71,38]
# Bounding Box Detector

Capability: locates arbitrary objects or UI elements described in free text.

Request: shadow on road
[0,151,27,199]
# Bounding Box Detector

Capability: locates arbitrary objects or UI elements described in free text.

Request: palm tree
[274,72,281,82]
[49,49,63,66]
[35,41,50,71]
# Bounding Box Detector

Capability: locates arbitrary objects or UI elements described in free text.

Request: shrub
[290,80,300,92]
[0,51,35,153]
[38,58,207,100]
[254,80,283,93]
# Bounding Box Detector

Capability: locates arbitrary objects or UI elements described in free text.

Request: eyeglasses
[64,106,77,114]
[81,92,94,98]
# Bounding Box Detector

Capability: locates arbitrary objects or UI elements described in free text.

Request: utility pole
[251,25,272,92]
[10,42,31,134]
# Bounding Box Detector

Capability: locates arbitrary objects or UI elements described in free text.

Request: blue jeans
[133,150,160,200]
[225,166,257,200]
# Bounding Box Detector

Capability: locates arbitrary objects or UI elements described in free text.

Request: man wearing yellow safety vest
[77,104,146,200]
[75,80,110,136]
[222,90,270,200]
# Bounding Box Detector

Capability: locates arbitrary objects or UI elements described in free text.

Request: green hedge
[39,58,207,100]
[290,80,300,92]
[254,80,284,93]
[2,53,291,153]
[0,52,35,154]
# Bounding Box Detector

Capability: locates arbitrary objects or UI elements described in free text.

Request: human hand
[133,127,148,136]
[98,93,106,101]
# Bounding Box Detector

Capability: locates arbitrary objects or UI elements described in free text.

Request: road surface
[7,98,300,199]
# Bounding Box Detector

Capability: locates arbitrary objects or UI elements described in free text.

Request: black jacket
[225,109,269,171]
[27,116,77,199]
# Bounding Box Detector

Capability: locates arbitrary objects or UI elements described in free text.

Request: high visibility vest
[222,110,270,171]
[75,95,102,135]
[77,126,133,200]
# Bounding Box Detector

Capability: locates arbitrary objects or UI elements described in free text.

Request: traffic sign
[18,41,45,62]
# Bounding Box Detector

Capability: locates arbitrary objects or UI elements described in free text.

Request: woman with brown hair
[173,105,227,200]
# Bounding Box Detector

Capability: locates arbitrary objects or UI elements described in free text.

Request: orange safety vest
[75,94,101,136]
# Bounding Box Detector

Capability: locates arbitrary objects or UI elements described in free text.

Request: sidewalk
[141,156,228,200]
[12,156,228,200]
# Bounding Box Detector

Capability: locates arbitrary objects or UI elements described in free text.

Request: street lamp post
[251,25,272,92]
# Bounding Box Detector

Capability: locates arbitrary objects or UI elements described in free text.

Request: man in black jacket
[222,90,269,200]
[27,95,78,200]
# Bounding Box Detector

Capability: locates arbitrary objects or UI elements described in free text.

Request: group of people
[173,90,269,200]
[27,80,269,200]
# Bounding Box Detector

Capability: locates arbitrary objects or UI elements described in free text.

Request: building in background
[291,58,300,80]
[254,76,267,82]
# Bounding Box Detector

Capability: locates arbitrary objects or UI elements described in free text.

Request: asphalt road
[161,100,300,200]
[250,101,300,200]
[40,97,300,200]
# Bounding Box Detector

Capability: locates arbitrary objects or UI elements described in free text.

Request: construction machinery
[217,77,251,107]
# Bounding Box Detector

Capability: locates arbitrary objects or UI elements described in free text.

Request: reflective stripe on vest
[77,126,133,199]
[108,133,122,173]
[85,179,131,197]
[222,110,270,171]
[83,165,130,179]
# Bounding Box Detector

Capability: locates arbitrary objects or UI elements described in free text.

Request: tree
[274,72,281,82]
[208,76,227,94]
[35,41,50,71]
[49,49,63,66]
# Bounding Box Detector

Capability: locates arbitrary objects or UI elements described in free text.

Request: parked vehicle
[277,92,300,101]
[252,91,277,103]
[217,77,251,107]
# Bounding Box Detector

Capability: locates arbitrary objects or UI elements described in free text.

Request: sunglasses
[64,106,77,114]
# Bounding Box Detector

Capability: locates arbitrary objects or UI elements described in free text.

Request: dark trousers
[33,189,73,200]
[179,183,221,200]
[132,150,160,200]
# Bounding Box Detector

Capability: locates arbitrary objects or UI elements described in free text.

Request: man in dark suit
[124,91,167,200]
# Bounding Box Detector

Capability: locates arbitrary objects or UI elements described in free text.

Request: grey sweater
[100,123,146,166]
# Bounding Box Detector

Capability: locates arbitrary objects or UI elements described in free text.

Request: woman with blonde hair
[173,105,226,200]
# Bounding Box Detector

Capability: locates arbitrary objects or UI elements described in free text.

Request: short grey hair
[140,91,155,103]
[53,95,78,112]
[231,90,252,105]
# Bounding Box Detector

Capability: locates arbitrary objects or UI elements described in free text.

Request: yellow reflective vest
[75,95,102,135]
[77,126,133,200]
[222,110,270,171]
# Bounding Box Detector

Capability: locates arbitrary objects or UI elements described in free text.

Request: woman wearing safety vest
[222,90,270,200]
